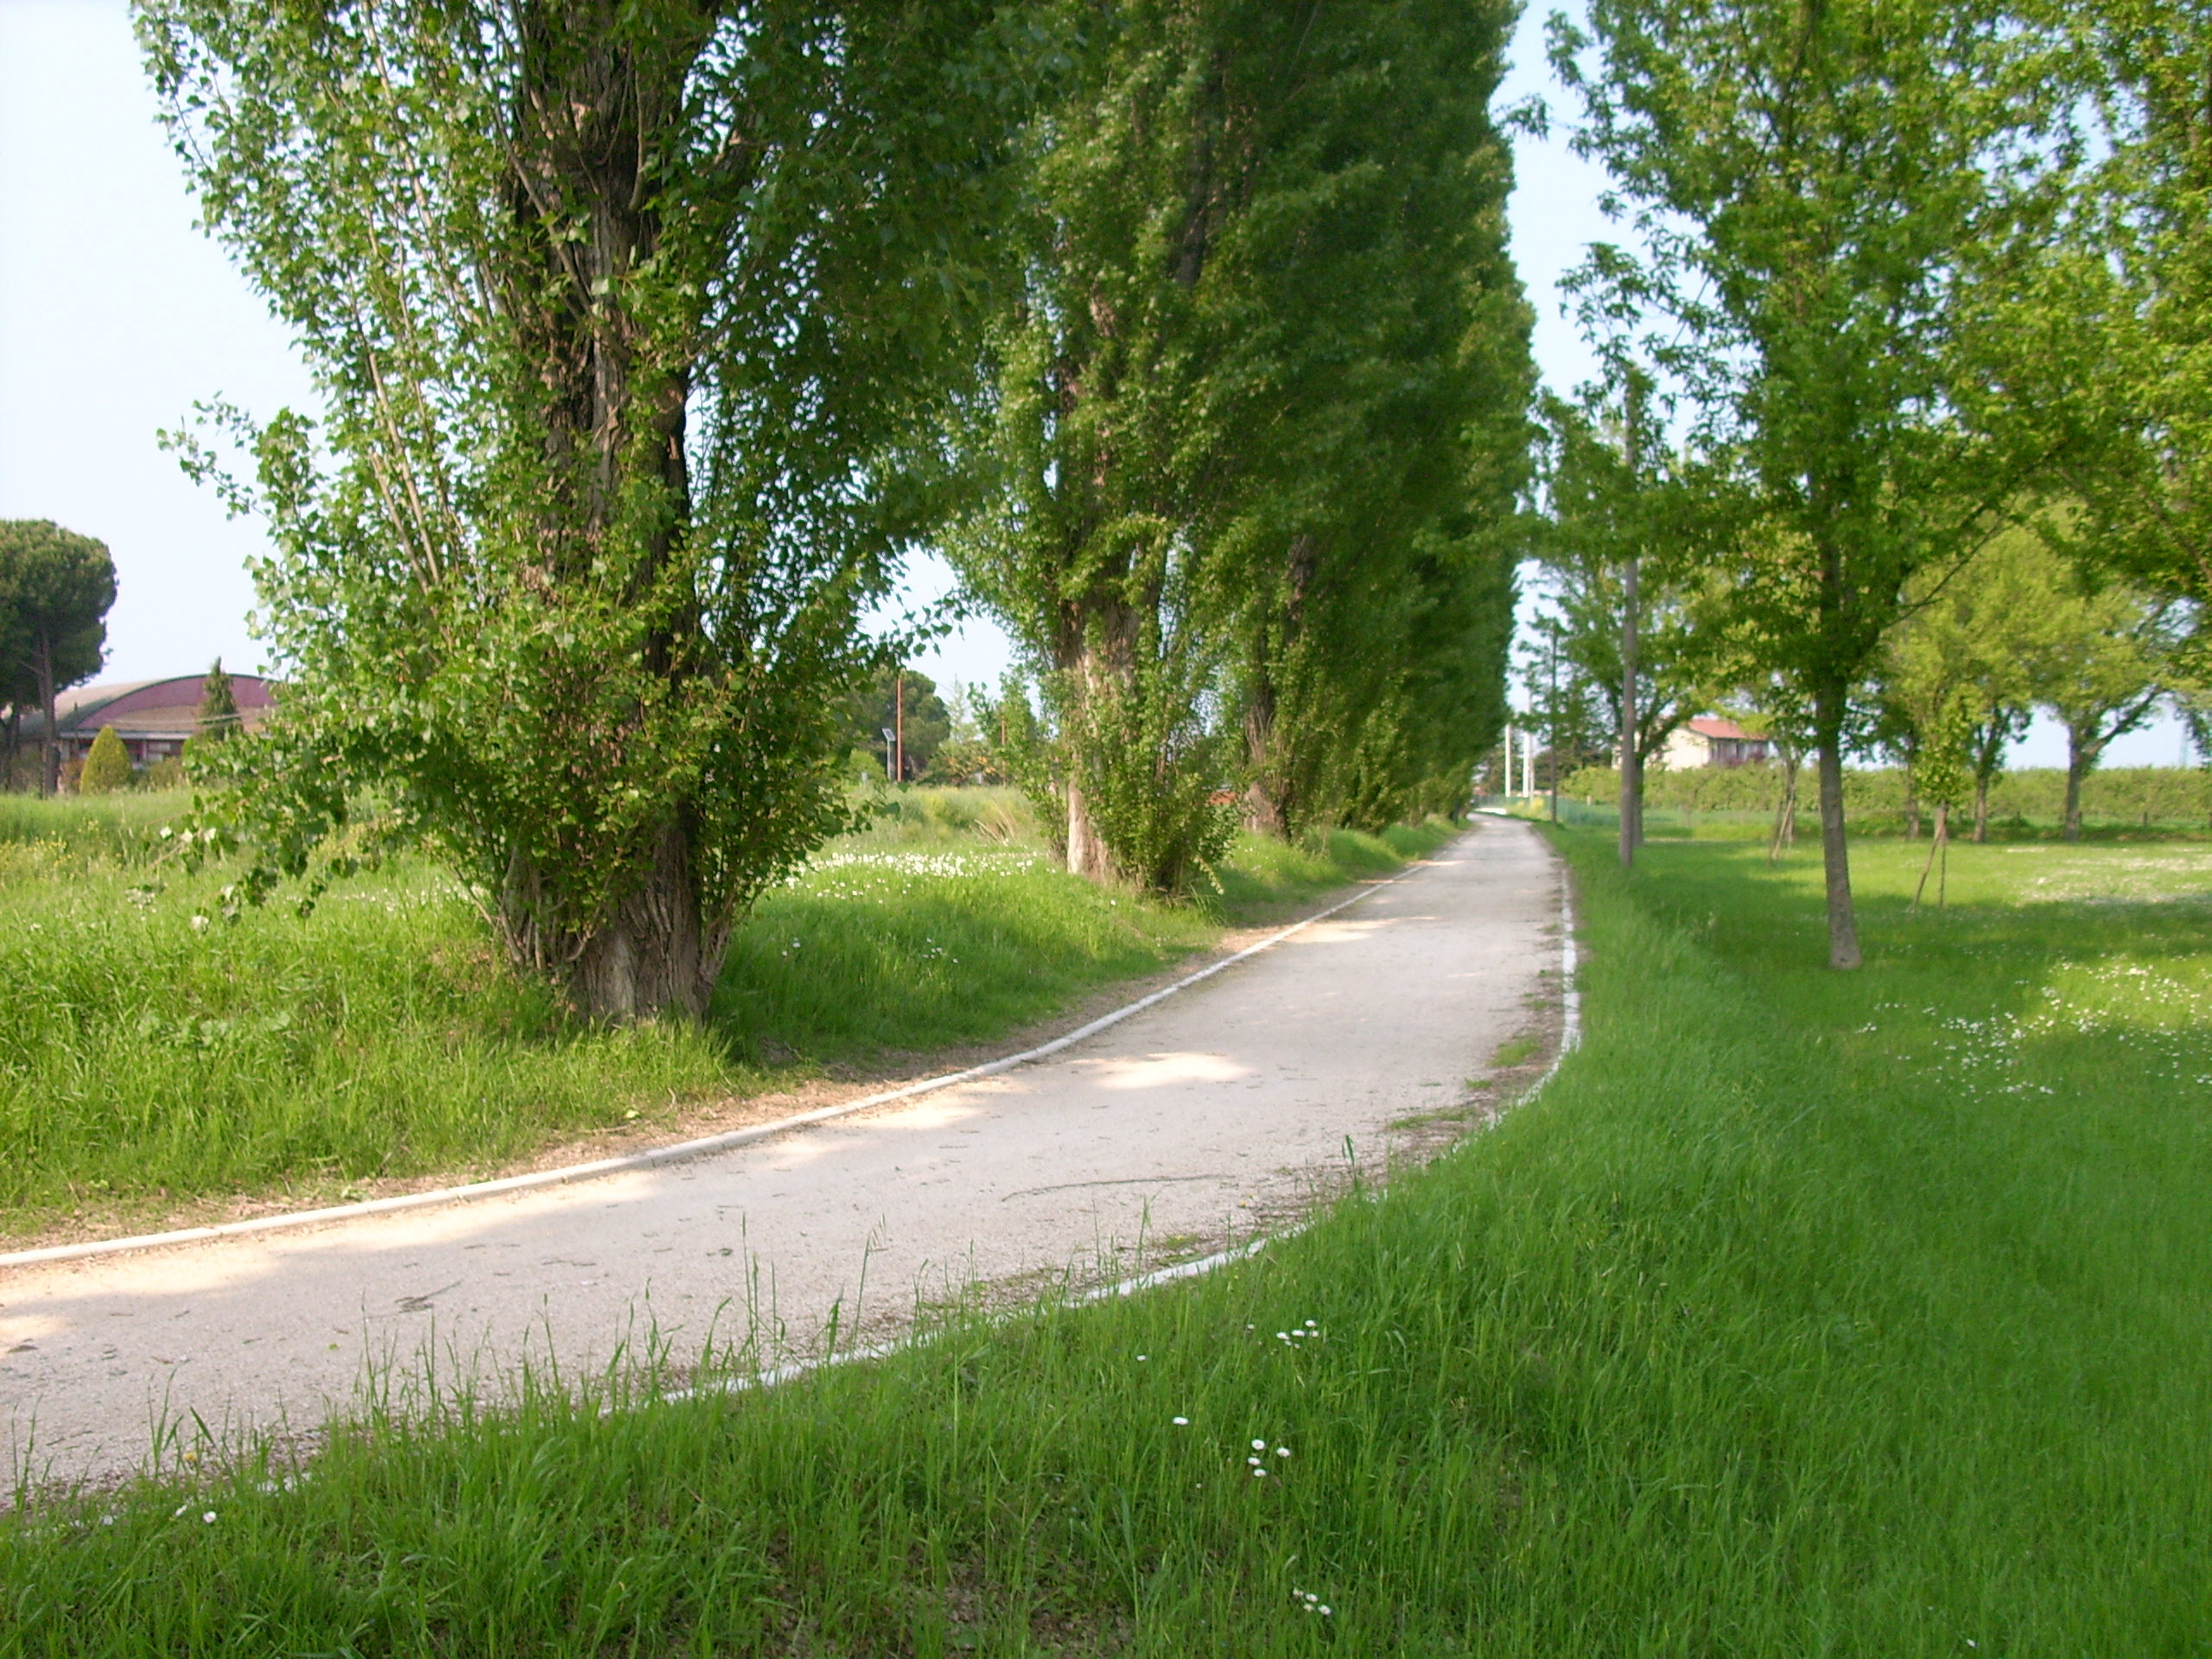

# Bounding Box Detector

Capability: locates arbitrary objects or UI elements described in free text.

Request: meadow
[3,828,2206,1653]
[0,788,1452,1243]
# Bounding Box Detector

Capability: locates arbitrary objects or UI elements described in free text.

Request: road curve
[2,818,1562,1487]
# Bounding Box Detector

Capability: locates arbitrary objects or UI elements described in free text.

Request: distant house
[21,675,278,770]
[1656,715,1774,770]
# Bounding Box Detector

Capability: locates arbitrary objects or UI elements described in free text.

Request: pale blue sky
[0,0,2177,766]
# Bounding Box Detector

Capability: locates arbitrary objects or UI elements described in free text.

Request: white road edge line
[661,829,1584,1406]
[2,846,1452,1273]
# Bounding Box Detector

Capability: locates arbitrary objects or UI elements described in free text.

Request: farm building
[1656,715,1775,770]
[19,674,277,769]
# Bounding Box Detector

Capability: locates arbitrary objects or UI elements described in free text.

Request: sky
[0,0,2179,766]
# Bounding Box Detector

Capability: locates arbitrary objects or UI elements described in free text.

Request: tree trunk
[1056,601,1138,884]
[1768,750,1799,862]
[493,10,720,1020]
[1240,534,1316,840]
[1911,801,1951,908]
[1973,773,1991,843]
[1618,553,1640,869]
[505,818,726,1022]
[2063,723,2091,842]
[1066,772,1111,882]
[1242,671,1289,838]
[1815,682,1860,969]
[1904,771,1920,840]
[35,630,58,798]
[573,820,721,1019]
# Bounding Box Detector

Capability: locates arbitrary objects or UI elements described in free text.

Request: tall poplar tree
[951,0,1527,883]
[143,0,1038,1017]
[1554,0,2068,965]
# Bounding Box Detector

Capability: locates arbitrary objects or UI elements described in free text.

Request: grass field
[5,830,2206,1653]
[0,791,1452,1242]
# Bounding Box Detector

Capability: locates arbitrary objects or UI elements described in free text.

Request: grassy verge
[0,795,1451,1241]
[8,831,2206,1652]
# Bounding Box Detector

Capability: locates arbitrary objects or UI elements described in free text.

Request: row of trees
[0,520,117,797]
[144,0,1532,1018]
[1522,0,2209,965]
[1528,513,2196,851]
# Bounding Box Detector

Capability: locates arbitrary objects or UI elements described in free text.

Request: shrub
[78,725,132,794]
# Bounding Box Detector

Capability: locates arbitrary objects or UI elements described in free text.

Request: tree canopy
[0,519,116,797]
[947,0,1529,888]
[1554,0,2073,963]
[143,0,1046,1016]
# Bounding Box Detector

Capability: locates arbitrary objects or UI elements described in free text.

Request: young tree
[196,657,241,744]
[143,0,1038,1018]
[1882,524,2058,842]
[1555,0,2069,964]
[2022,571,2181,840]
[1907,694,1973,906]
[79,725,133,795]
[0,520,116,797]
[1535,386,1701,863]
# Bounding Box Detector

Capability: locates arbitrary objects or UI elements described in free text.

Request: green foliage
[0,518,115,793]
[1531,386,1709,778]
[10,837,2209,1652]
[950,0,1525,877]
[78,725,132,795]
[139,0,1046,1017]
[840,664,951,784]
[1552,0,2076,959]
[194,657,239,742]
[2010,1,2212,607]
[1562,761,2212,833]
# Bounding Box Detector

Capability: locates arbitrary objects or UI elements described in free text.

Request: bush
[78,724,132,794]
[1558,763,2212,829]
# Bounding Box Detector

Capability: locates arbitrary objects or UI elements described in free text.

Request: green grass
[0,791,1442,1240]
[7,830,2208,1653]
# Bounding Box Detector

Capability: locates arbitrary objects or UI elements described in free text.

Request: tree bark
[1066,772,1110,881]
[35,630,58,798]
[1973,773,1991,842]
[1768,748,1798,862]
[1815,680,1861,969]
[569,818,721,1020]
[1058,614,1135,883]
[2063,723,2091,842]
[1242,670,1288,837]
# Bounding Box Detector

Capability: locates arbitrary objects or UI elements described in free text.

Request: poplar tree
[142,0,1038,1018]
[1554,0,2069,965]
[951,0,1527,882]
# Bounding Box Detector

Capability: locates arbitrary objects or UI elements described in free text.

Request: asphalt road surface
[1,818,1562,1487]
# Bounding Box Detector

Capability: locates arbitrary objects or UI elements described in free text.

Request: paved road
[1,819,1561,1486]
